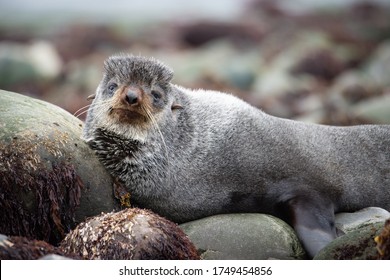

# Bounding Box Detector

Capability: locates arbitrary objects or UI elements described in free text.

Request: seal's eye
[151,90,162,101]
[108,83,118,95]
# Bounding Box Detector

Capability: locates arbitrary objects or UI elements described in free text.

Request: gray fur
[103,54,173,90]
[83,54,390,258]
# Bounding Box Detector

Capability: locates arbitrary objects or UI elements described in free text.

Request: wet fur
[83,54,390,258]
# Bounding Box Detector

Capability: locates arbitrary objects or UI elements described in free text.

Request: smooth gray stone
[180,213,306,260]
[336,207,390,234]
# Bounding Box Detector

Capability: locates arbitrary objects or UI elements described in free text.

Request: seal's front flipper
[277,194,338,258]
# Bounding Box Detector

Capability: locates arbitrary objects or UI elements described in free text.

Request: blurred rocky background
[1,0,390,125]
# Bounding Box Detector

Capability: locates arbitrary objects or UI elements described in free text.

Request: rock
[365,40,390,88]
[180,213,306,260]
[375,219,390,260]
[0,40,62,88]
[250,31,351,119]
[329,70,382,105]
[0,234,78,260]
[26,40,63,79]
[252,31,352,97]
[336,207,390,234]
[314,222,384,260]
[290,48,346,82]
[352,93,390,124]
[177,21,263,47]
[39,254,73,260]
[0,90,120,245]
[43,53,106,118]
[0,234,8,243]
[160,40,259,91]
[60,208,199,260]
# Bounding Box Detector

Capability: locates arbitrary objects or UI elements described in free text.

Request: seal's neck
[87,126,172,201]
[87,127,141,173]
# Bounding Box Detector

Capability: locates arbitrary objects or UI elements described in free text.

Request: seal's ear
[87,94,96,100]
[171,103,183,110]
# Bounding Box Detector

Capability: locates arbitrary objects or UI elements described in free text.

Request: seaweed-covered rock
[60,208,199,260]
[314,222,384,260]
[374,219,390,260]
[0,90,120,245]
[180,213,306,260]
[0,234,78,260]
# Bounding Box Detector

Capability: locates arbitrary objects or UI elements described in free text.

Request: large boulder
[0,90,121,244]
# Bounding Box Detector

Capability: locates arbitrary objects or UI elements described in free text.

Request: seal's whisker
[89,102,112,123]
[73,104,92,118]
[75,100,111,119]
[74,99,109,116]
[142,104,169,167]
[75,108,94,119]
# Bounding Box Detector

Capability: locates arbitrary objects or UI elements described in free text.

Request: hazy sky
[0,0,248,24]
[1,0,389,26]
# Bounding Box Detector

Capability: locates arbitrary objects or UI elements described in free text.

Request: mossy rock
[0,90,120,245]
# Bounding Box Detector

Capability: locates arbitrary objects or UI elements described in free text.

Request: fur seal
[83,54,390,258]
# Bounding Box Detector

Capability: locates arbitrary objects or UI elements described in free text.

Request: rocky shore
[1,90,389,260]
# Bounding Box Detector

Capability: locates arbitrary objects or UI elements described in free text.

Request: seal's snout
[120,87,144,107]
[108,86,149,124]
[125,90,141,106]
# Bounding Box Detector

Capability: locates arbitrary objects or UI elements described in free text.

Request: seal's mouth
[109,108,148,124]
[106,85,156,126]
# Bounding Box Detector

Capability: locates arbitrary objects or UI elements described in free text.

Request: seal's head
[83,54,176,142]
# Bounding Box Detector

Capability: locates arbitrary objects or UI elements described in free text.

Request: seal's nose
[125,91,140,105]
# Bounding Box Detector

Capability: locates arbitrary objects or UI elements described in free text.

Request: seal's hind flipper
[276,191,338,258]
